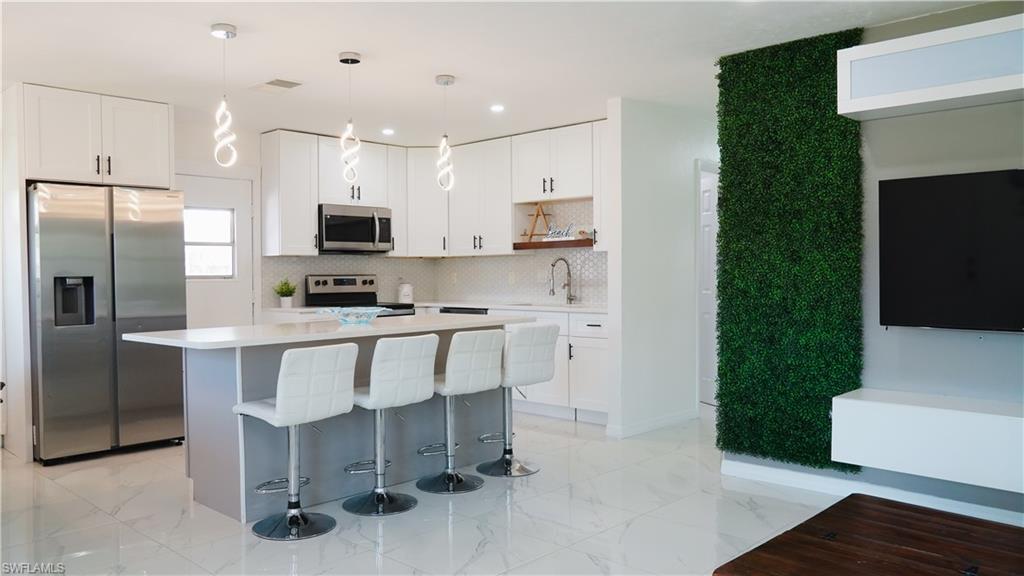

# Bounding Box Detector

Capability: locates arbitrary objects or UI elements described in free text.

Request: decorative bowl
[318,306,388,325]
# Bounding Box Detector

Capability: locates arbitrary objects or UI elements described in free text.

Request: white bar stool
[343,333,439,516]
[477,323,560,478]
[232,342,358,540]
[416,329,505,494]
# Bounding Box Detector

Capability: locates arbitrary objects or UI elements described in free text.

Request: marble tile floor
[1,414,841,575]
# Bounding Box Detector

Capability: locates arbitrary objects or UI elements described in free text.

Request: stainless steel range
[304,274,414,316]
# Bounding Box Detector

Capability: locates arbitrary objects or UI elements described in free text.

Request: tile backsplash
[262,255,438,307]
[435,248,606,306]
[262,247,606,308]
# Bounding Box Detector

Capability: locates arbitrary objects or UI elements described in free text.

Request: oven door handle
[372,211,380,248]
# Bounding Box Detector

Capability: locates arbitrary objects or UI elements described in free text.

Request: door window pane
[185,245,233,277]
[184,208,233,243]
[184,207,235,278]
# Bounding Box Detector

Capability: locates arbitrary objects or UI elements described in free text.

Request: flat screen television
[879,169,1023,333]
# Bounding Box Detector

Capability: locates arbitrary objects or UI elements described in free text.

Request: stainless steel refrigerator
[28,183,186,462]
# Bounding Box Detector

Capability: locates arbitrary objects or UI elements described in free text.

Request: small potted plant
[274,278,297,308]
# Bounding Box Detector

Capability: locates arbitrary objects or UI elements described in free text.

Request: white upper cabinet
[511,130,550,203]
[357,142,388,206]
[406,147,448,257]
[512,123,593,203]
[262,130,318,256]
[317,136,388,207]
[24,85,170,188]
[101,95,170,188]
[386,145,408,257]
[592,120,608,253]
[549,123,593,201]
[447,144,481,257]
[24,84,103,184]
[448,138,512,256]
[475,138,513,255]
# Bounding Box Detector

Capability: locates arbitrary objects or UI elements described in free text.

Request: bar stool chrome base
[417,470,485,494]
[251,510,336,541]
[343,489,417,516]
[477,453,538,478]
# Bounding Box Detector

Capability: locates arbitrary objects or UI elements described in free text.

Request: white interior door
[697,162,720,406]
[177,174,254,329]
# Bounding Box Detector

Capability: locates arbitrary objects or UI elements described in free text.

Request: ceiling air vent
[251,79,302,94]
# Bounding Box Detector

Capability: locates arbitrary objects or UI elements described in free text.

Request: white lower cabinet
[521,336,571,407]
[568,336,608,413]
[497,309,607,415]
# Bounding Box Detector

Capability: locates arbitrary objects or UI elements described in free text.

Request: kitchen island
[124,313,530,522]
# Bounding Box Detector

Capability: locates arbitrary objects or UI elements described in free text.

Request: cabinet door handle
[569,343,574,360]
[586,323,602,328]
[357,186,361,200]
[350,185,355,200]
[542,178,547,193]
[472,235,478,249]
[314,234,318,248]
[442,236,446,251]
[106,156,112,175]
[95,155,101,175]
[592,228,598,245]
[550,177,555,193]
[479,235,483,249]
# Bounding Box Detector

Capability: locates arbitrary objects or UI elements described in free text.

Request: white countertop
[414,301,608,314]
[264,302,608,314]
[123,314,531,350]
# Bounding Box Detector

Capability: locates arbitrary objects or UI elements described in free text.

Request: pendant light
[339,51,362,184]
[435,74,455,192]
[211,23,238,168]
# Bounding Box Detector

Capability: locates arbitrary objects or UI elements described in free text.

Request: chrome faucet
[550,257,577,304]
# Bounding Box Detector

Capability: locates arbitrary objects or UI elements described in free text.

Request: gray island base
[124,314,530,521]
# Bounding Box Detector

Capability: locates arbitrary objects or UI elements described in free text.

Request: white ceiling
[3,2,966,146]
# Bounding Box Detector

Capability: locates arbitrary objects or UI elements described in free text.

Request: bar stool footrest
[345,459,391,474]
[254,476,310,494]
[477,432,508,444]
[417,441,460,456]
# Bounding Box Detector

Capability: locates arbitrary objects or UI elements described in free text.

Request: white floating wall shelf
[837,15,1024,120]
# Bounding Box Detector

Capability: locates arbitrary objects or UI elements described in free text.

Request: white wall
[1,84,32,460]
[174,106,261,182]
[607,98,718,438]
[861,100,1024,403]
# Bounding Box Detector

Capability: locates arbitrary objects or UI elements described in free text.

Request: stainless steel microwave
[318,204,393,253]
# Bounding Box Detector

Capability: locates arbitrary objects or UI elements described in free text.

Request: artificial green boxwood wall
[716,29,864,471]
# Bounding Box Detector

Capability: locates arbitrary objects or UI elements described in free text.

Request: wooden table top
[715,493,1024,576]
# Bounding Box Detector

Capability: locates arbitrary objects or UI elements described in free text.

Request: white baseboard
[605,407,699,439]
[513,400,575,420]
[513,400,609,426]
[721,454,1024,527]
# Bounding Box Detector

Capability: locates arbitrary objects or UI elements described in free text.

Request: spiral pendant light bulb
[436,134,454,191]
[341,119,361,184]
[214,97,238,168]
[435,74,456,192]
[211,23,238,168]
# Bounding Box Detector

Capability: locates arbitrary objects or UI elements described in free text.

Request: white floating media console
[837,14,1024,120]
[832,388,1024,494]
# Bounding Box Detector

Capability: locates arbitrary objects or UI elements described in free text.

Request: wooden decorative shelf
[513,238,595,251]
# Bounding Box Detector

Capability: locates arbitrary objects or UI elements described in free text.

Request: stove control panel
[306,274,377,294]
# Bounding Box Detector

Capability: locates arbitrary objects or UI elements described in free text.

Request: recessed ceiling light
[381,128,395,136]
[490,103,505,113]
